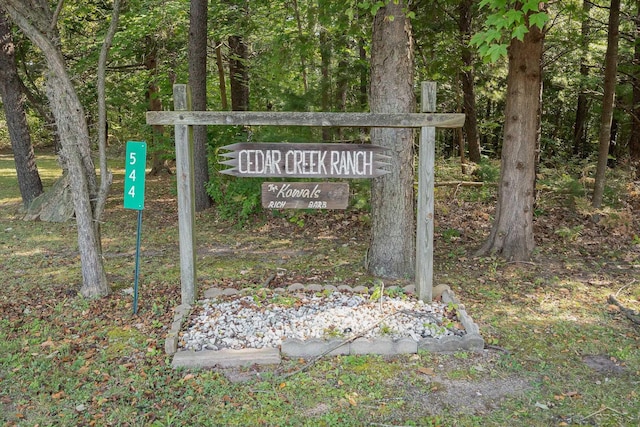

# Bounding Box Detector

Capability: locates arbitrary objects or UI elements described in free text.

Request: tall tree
[229,34,249,111]
[572,0,592,157]
[628,0,640,177]
[3,0,109,298]
[145,42,169,176]
[0,8,43,208]
[457,0,482,163]
[592,0,621,208]
[290,0,309,93]
[367,0,416,279]
[189,0,212,211]
[473,1,548,261]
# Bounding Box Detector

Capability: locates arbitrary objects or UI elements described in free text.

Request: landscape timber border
[145,82,465,305]
[165,285,484,366]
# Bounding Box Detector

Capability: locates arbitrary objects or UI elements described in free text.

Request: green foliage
[555,225,583,241]
[471,0,550,62]
[349,180,371,211]
[475,158,500,183]
[442,228,461,243]
[206,175,262,225]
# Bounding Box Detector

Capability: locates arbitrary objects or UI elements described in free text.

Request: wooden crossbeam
[146,111,465,128]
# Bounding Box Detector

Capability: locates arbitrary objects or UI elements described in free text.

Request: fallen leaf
[346,392,358,406]
[51,391,65,399]
[40,337,55,348]
[535,402,549,410]
[417,367,435,376]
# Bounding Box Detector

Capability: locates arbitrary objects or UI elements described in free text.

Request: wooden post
[173,84,197,305]
[416,82,436,302]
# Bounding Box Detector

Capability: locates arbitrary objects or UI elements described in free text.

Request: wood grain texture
[146,111,464,128]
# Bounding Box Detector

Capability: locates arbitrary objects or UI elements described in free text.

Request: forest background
[2,0,639,210]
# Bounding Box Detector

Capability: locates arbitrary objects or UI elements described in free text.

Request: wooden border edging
[167,286,485,367]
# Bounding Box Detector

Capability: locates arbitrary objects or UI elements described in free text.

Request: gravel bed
[179,291,464,351]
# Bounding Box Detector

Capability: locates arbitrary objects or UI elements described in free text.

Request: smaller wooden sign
[262,182,349,209]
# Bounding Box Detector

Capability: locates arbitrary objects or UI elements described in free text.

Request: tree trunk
[629,0,640,178]
[189,0,212,211]
[228,35,249,111]
[335,54,349,140]
[143,43,169,176]
[572,0,592,158]
[358,37,368,111]
[592,0,620,209]
[291,0,308,93]
[0,10,43,208]
[94,0,120,237]
[458,0,481,163]
[3,1,109,297]
[476,22,544,262]
[367,0,416,279]
[215,41,228,110]
[319,24,332,141]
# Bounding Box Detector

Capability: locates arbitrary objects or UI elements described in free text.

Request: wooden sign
[220,143,390,179]
[262,182,349,209]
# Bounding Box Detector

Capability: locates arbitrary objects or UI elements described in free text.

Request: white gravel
[179,291,463,351]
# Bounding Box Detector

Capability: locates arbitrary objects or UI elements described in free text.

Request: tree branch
[49,0,64,34]
[608,294,640,326]
[93,0,121,226]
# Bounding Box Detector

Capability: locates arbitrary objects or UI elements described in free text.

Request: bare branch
[49,0,64,33]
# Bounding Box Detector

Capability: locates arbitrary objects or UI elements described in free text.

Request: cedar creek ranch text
[237,148,374,176]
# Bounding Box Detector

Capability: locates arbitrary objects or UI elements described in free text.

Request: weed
[555,225,583,241]
[379,323,393,335]
[442,227,461,242]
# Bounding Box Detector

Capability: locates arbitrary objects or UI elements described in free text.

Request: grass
[1,151,639,426]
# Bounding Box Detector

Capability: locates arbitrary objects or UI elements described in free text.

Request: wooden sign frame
[146,82,464,304]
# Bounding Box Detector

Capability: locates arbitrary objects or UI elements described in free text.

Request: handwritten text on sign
[262,182,349,209]
[220,143,390,178]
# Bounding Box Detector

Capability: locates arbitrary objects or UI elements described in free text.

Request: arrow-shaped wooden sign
[219,142,391,179]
